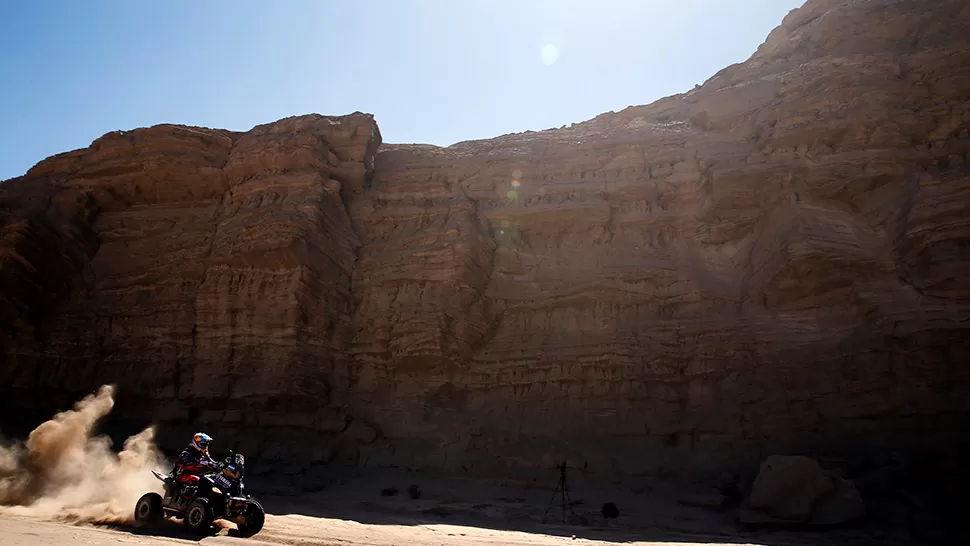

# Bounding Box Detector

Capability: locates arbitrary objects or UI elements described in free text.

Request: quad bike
[134,451,265,536]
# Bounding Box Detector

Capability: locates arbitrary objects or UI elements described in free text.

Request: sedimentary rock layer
[1,0,969,477]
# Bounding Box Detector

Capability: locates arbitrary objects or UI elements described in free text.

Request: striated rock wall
[0,115,382,465]
[344,0,970,475]
[2,0,970,478]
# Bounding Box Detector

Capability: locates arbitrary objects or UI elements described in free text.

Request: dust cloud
[0,385,168,524]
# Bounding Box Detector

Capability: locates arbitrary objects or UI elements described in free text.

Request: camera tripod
[542,461,575,524]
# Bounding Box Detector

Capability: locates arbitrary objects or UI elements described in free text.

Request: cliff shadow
[250,469,891,546]
[261,497,891,546]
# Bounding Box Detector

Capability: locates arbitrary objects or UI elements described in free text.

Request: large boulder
[740,455,865,526]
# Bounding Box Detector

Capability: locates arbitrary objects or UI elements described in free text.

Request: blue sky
[0,0,803,180]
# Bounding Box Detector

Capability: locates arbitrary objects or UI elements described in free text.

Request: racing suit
[173,445,219,486]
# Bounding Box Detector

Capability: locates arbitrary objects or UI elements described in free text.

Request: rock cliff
[2,0,969,479]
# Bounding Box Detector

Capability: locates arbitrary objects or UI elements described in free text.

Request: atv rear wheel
[134,493,163,527]
[183,497,214,534]
[236,500,265,536]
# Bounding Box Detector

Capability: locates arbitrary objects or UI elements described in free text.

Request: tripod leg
[543,479,562,522]
[561,486,566,523]
[563,479,573,519]
[560,473,568,523]
[562,476,573,523]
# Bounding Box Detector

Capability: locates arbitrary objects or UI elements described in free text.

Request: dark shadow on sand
[260,495,885,546]
[95,517,230,542]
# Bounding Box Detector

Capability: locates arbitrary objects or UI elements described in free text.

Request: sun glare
[540,43,560,65]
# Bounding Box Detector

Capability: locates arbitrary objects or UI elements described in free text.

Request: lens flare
[541,44,559,66]
[511,180,521,188]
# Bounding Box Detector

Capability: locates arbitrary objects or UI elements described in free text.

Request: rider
[173,432,219,497]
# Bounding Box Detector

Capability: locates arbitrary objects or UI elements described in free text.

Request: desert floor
[0,469,910,546]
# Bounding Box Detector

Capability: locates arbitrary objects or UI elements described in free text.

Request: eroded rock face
[0,115,381,464]
[2,0,970,478]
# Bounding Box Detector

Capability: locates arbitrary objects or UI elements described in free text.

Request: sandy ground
[0,469,912,546]
[0,512,777,546]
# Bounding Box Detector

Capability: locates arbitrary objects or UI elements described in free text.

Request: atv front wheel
[134,493,163,527]
[183,497,214,534]
[236,500,265,536]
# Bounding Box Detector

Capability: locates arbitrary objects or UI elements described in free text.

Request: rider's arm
[177,449,216,473]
